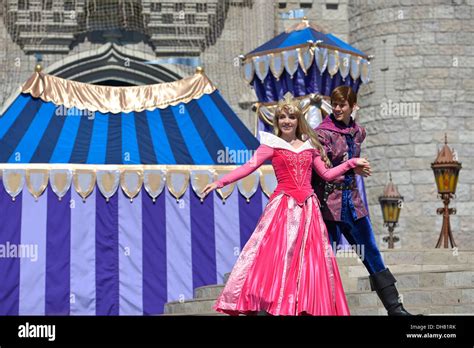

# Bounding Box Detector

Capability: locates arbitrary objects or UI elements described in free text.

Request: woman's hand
[202,182,219,197]
[355,158,370,167]
[354,158,372,177]
[354,166,371,177]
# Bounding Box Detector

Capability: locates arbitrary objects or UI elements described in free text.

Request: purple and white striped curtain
[0,184,269,315]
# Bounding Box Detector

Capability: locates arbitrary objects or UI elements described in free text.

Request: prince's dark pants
[325,202,386,275]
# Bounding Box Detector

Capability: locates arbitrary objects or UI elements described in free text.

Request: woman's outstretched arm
[202,144,274,197]
[216,144,273,188]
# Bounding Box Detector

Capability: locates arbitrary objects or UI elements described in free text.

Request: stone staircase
[163,249,474,316]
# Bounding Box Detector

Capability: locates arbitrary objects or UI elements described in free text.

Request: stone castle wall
[348,0,474,249]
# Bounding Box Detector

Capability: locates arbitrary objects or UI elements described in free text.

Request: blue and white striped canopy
[247,24,367,58]
[241,19,371,106]
[0,72,259,165]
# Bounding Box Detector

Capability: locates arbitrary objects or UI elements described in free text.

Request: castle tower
[348,0,474,249]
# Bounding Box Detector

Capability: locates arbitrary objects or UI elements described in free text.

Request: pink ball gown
[213,132,357,316]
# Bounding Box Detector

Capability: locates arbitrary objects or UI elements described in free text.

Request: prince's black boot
[369,268,413,316]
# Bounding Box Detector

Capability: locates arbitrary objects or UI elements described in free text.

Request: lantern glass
[433,167,460,194]
[450,169,460,193]
[380,198,401,224]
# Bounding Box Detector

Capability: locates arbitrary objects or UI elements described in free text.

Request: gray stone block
[414,184,438,202]
[455,202,474,216]
[383,250,424,265]
[428,305,456,314]
[423,251,457,265]
[462,288,474,304]
[411,170,436,184]
[405,157,431,169]
[420,272,446,288]
[358,293,378,307]
[424,55,454,68]
[194,285,224,299]
[385,145,414,159]
[396,274,420,289]
[402,290,432,306]
[346,294,360,308]
[410,131,434,144]
[350,307,380,315]
[431,289,463,305]
[165,298,216,315]
[446,271,474,287]
[454,304,474,314]
[414,143,438,157]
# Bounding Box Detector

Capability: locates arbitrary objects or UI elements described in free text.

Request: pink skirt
[213,193,350,316]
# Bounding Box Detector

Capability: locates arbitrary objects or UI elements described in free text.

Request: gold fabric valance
[0,164,277,203]
[21,71,217,114]
[242,48,371,85]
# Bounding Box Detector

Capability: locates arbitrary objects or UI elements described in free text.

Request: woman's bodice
[216,132,359,206]
[263,134,317,204]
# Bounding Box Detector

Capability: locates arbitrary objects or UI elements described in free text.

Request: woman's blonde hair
[273,104,331,167]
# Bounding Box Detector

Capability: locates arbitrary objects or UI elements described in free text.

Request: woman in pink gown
[202,96,371,316]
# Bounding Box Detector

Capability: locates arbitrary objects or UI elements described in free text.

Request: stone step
[164,297,217,315]
[337,250,474,291]
[379,249,474,266]
[218,251,474,289]
[164,300,474,316]
[341,266,474,293]
[195,270,474,300]
[356,269,474,291]
[194,269,474,300]
[335,249,474,268]
[164,250,474,315]
[346,286,474,310]
[166,286,474,315]
[194,284,225,299]
[218,250,474,289]
[163,307,473,315]
[350,304,474,316]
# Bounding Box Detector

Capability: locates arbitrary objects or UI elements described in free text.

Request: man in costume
[313,86,412,316]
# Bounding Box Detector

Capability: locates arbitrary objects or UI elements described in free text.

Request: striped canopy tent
[0,68,277,316]
[241,17,371,106]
